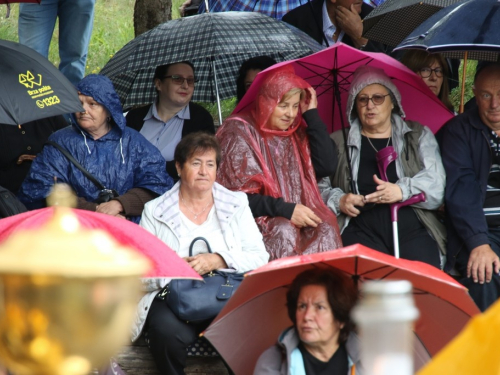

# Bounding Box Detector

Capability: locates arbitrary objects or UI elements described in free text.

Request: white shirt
[322,0,344,47]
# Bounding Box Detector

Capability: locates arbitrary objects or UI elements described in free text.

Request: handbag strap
[45,141,106,190]
[189,237,212,257]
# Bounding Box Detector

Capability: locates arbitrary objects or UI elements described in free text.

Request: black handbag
[157,237,245,323]
[46,141,119,203]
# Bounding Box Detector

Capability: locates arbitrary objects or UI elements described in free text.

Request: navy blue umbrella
[394,0,500,111]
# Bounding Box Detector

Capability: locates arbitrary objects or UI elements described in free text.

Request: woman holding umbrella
[319,66,446,268]
[216,65,342,260]
[18,74,173,223]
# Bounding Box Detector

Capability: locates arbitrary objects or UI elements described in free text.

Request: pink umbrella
[235,42,454,134]
[204,245,479,375]
[0,207,201,280]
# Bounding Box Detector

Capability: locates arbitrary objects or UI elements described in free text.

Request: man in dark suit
[283,0,387,53]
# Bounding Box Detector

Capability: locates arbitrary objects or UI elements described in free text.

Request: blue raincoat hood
[73,74,126,132]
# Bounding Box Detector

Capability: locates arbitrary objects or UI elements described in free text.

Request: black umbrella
[100,11,323,123]
[0,39,83,125]
[362,0,463,47]
[394,0,500,111]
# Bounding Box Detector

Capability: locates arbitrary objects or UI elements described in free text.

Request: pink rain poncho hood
[216,66,342,259]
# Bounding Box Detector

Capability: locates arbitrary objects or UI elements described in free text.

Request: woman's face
[296,284,343,351]
[177,150,217,194]
[267,92,301,131]
[417,60,444,97]
[356,84,394,131]
[156,63,195,109]
[75,94,109,136]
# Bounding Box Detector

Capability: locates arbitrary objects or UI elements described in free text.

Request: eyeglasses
[356,93,390,107]
[419,67,443,78]
[163,75,197,86]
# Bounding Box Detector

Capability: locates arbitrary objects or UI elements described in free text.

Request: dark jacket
[442,109,492,271]
[125,102,215,179]
[18,75,173,222]
[282,0,388,53]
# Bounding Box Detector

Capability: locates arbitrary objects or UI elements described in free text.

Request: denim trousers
[18,0,96,85]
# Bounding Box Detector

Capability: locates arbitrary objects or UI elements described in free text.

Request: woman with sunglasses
[319,66,446,268]
[126,61,215,181]
[400,50,454,113]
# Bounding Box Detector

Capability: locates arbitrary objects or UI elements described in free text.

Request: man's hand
[339,193,365,217]
[291,204,322,228]
[184,253,228,275]
[336,4,364,41]
[467,244,500,284]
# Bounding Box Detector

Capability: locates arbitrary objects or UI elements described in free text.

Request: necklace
[180,190,213,220]
[363,132,391,153]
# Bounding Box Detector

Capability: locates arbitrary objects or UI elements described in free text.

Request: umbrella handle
[390,193,426,222]
[376,146,398,182]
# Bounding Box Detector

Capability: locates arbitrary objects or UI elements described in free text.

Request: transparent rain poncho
[216,66,342,260]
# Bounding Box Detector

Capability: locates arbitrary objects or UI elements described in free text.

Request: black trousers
[341,207,441,269]
[455,227,500,312]
[145,298,211,375]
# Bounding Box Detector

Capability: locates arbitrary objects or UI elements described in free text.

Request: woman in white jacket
[134,132,269,375]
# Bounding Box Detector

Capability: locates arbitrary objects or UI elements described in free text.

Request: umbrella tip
[46,183,78,208]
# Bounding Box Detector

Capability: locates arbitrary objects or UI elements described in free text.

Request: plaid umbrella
[198,0,308,20]
[101,12,323,114]
[362,0,463,47]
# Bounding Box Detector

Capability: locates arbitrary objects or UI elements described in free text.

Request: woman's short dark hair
[286,268,358,344]
[174,132,221,169]
[236,56,277,103]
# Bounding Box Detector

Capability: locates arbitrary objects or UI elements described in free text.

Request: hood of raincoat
[72,74,126,133]
[253,65,311,137]
[346,66,405,125]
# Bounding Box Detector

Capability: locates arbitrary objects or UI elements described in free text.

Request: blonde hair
[280,87,304,103]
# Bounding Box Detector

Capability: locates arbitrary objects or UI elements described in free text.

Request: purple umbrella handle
[390,192,426,259]
[390,193,426,222]
[376,146,398,182]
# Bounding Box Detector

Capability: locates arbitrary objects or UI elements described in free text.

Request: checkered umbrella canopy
[362,0,463,47]
[101,12,323,109]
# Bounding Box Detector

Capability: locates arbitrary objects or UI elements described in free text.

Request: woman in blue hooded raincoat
[18,74,173,223]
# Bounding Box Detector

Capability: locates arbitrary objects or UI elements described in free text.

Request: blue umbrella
[394,0,500,111]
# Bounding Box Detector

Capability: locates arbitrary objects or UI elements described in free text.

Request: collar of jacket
[152,181,244,235]
[277,327,361,372]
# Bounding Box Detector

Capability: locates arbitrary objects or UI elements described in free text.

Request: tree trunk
[134,0,172,37]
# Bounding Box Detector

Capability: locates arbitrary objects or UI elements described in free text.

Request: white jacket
[131,181,269,341]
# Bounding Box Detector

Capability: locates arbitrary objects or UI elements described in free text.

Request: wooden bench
[115,337,230,375]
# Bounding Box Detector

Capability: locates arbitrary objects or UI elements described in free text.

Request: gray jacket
[253,327,362,375]
[319,115,446,257]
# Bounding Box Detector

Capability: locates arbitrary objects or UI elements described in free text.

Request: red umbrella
[0,207,201,280]
[234,42,454,134]
[204,244,479,375]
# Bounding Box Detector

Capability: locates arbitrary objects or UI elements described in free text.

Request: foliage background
[0,1,474,116]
